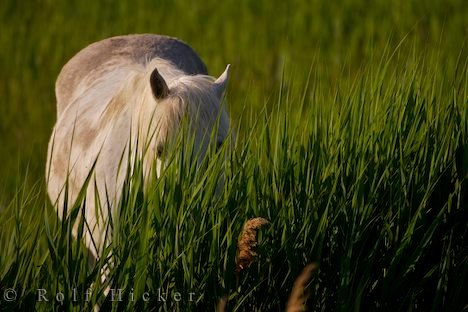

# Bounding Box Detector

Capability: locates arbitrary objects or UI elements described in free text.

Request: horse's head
[134,60,231,178]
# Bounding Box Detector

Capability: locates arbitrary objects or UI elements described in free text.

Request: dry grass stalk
[286,263,318,312]
[235,217,270,274]
[216,295,228,312]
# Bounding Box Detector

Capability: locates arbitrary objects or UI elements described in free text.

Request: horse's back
[55,34,208,116]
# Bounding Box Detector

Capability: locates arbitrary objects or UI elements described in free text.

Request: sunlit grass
[0,47,466,310]
[1,0,467,310]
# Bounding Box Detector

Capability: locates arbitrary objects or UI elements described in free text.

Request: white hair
[46,56,231,261]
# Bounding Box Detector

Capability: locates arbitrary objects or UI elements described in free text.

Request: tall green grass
[1,0,467,310]
[0,0,466,196]
[1,46,467,310]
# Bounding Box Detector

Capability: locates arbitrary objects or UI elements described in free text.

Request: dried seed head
[235,217,270,274]
[286,263,318,312]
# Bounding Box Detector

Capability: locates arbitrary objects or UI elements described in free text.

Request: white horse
[46,34,230,266]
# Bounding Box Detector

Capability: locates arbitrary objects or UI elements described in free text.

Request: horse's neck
[68,63,131,108]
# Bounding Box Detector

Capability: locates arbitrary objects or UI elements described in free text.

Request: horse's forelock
[146,59,227,127]
[104,58,228,151]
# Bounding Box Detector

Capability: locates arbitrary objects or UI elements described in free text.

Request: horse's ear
[213,64,231,98]
[150,68,169,99]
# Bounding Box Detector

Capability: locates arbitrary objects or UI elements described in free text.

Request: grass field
[0,0,467,310]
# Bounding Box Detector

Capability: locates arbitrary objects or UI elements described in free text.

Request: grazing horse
[46,34,231,264]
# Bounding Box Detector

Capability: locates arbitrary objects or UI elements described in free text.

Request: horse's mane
[118,58,228,136]
[66,57,228,156]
